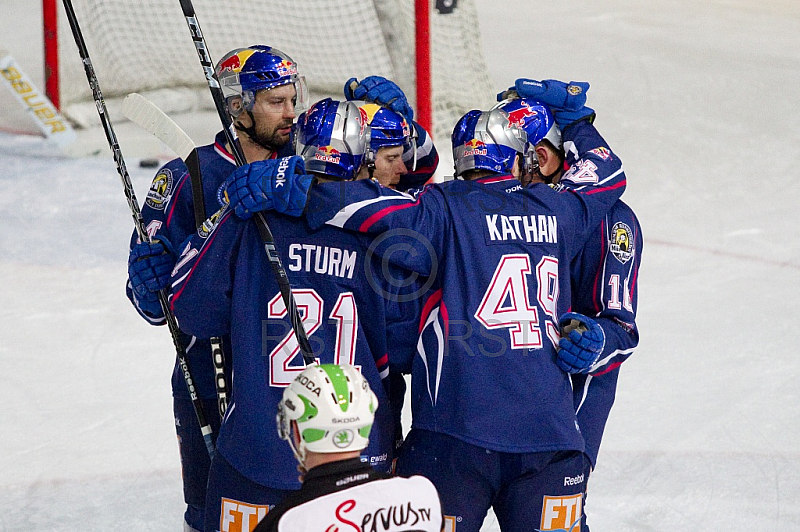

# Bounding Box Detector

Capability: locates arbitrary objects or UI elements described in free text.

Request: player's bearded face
[249,84,297,150]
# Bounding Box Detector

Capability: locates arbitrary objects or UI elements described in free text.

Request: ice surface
[1,0,799,530]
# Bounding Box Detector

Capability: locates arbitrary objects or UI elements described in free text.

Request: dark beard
[251,124,291,152]
[235,115,293,153]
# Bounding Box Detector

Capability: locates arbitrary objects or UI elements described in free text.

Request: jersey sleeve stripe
[327,195,412,228]
[165,171,190,227]
[170,210,233,309]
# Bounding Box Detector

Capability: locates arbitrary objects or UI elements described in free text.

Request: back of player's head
[452,109,527,178]
[496,98,562,152]
[215,45,309,118]
[277,364,378,465]
[295,98,368,180]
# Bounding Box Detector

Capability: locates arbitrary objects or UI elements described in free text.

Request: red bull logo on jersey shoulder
[315,145,341,164]
[217,49,256,74]
[507,102,538,129]
[464,138,487,156]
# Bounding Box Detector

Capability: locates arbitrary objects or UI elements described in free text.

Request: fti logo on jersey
[315,145,341,164]
[463,139,487,156]
[538,494,583,532]
[219,498,270,532]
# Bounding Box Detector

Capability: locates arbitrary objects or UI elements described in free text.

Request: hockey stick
[122,93,229,417]
[61,0,215,457]
[177,0,316,366]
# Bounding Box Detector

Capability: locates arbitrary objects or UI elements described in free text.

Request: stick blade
[122,93,196,160]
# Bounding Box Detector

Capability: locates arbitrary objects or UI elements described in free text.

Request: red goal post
[43,0,494,141]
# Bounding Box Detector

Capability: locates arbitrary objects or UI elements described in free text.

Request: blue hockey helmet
[215,45,309,117]
[359,103,414,169]
[452,109,527,177]
[295,98,368,180]
[359,103,412,151]
[496,98,562,151]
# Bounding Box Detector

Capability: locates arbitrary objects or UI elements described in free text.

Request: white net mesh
[57,0,495,140]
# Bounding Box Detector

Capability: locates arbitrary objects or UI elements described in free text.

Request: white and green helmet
[277,364,378,464]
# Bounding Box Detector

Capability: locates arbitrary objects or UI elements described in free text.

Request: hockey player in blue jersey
[125,45,308,532]
[168,98,423,532]
[237,82,628,531]
[498,86,642,531]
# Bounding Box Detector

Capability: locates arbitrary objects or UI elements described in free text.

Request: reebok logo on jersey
[564,473,584,486]
[539,494,582,532]
[485,214,558,244]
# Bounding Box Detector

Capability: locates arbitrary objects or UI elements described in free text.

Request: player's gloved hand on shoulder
[556,312,605,374]
[344,76,414,124]
[128,238,175,314]
[511,78,596,129]
[224,156,313,219]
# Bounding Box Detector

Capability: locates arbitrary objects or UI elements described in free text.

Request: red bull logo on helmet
[315,145,341,164]
[275,60,297,77]
[506,102,538,129]
[463,138,487,156]
[217,49,256,74]
[358,107,369,137]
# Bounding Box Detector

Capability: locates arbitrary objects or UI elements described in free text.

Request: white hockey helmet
[277,364,378,465]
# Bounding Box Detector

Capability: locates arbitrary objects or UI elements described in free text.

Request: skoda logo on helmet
[333,429,355,448]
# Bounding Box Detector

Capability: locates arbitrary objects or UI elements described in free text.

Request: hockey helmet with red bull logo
[215,45,309,117]
[295,98,367,180]
[496,98,562,151]
[452,109,527,177]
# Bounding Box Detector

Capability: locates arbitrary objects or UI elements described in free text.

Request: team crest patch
[217,182,230,208]
[145,168,173,210]
[610,222,634,264]
[199,205,228,238]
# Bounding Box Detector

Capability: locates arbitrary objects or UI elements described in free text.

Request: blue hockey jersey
[169,207,417,489]
[126,131,238,398]
[304,120,626,454]
[569,199,642,466]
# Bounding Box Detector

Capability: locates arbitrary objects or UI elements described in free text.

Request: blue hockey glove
[344,76,414,123]
[556,312,605,374]
[128,237,175,312]
[509,78,595,129]
[512,78,590,111]
[224,156,313,219]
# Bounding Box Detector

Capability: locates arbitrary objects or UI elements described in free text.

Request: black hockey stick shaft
[61,0,215,457]
[178,0,316,366]
[122,92,230,417]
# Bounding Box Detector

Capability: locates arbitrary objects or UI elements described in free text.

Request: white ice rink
[2,0,799,530]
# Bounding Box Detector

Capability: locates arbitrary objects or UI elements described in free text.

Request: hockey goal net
[52,0,495,141]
